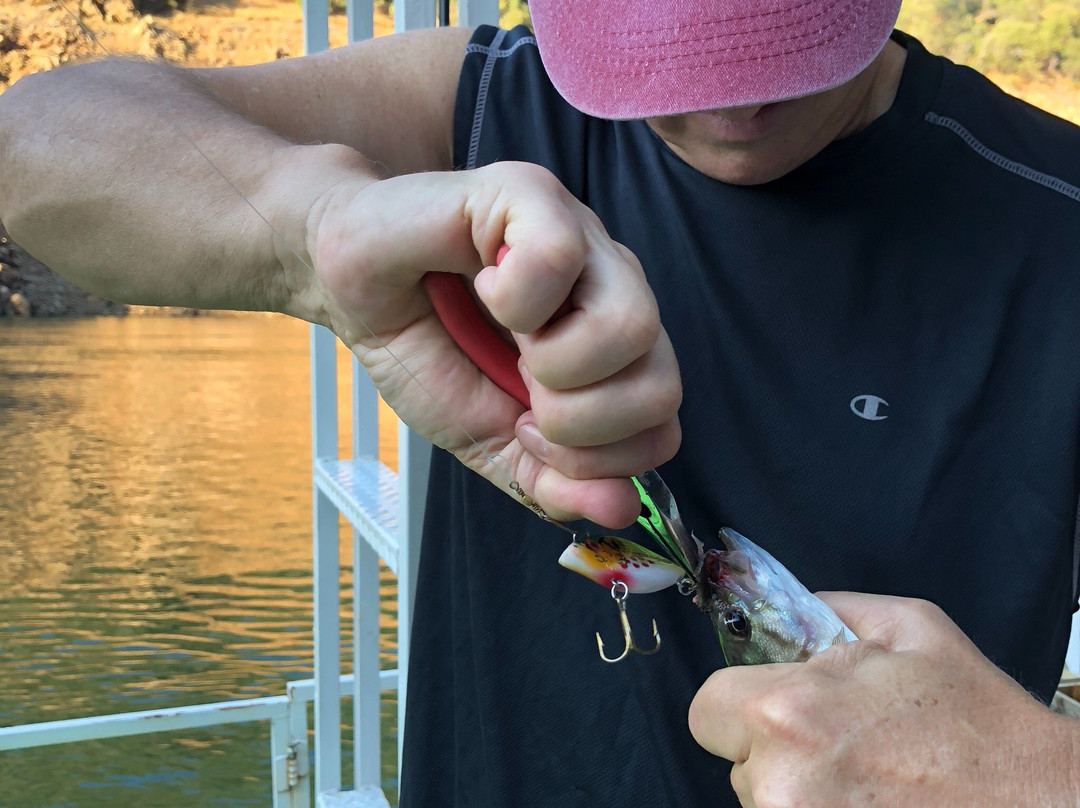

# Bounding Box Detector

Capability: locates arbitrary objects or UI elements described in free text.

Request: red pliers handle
[421,245,569,409]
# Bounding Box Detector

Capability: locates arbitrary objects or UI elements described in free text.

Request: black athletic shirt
[400,25,1080,807]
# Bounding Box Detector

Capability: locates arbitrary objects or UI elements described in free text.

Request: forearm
[0,58,375,319]
[1033,707,1080,808]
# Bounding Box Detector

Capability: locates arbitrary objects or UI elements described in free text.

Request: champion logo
[850,394,889,421]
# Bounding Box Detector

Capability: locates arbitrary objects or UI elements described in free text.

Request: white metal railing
[0,670,395,808]
[0,5,496,808]
[308,324,430,807]
[1070,614,1080,674]
[304,3,499,807]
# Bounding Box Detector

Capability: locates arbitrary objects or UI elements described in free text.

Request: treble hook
[596,580,662,663]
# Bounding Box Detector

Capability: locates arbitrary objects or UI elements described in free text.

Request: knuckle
[517,160,559,185]
[905,597,946,625]
[903,597,955,648]
[748,686,813,740]
[633,370,681,429]
[530,401,577,447]
[648,419,682,466]
[651,373,683,419]
[534,230,587,279]
[609,304,661,357]
[497,160,557,189]
[614,240,641,267]
[555,447,593,480]
[538,421,578,448]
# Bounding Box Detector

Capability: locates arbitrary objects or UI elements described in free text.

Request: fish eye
[722,608,750,640]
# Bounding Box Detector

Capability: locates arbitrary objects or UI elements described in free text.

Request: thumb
[817,591,953,652]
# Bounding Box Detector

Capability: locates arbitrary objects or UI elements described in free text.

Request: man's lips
[696,102,783,140]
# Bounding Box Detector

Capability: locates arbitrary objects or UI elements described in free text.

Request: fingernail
[516,358,533,385]
[517,423,549,459]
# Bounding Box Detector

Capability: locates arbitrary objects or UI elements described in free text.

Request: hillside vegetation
[898,0,1080,79]
[897,0,1080,121]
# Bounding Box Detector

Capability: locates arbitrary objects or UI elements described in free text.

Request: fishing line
[50,0,574,533]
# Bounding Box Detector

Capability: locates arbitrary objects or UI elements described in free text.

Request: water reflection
[0,316,399,806]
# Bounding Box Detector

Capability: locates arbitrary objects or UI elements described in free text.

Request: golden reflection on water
[2,315,399,586]
[0,315,401,805]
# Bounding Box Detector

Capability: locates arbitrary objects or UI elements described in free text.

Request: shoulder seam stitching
[465,35,537,59]
[923,112,1080,203]
[466,30,527,170]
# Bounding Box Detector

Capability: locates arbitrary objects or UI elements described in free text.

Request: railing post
[1068,609,1080,675]
[345,0,375,44]
[300,0,338,788]
[302,0,330,57]
[271,712,312,808]
[288,684,313,807]
[457,0,499,27]
[352,357,383,788]
[300,0,328,55]
[310,324,342,794]
[395,0,436,33]
[395,423,431,776]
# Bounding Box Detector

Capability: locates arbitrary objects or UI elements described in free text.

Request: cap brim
[530,0,903,120]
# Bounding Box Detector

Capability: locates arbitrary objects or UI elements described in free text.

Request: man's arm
[0,30,684,528]
[0,26,470,317]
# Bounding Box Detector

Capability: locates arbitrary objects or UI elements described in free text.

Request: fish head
[700,527,854,666]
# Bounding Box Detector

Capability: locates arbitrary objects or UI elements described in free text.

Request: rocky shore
[0,229,129,317]
[0,227,231,318]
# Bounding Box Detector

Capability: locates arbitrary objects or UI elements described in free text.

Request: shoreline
[0,228,272,318]
[0,229,128,317]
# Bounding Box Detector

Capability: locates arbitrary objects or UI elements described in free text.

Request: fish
[699,527,857,666]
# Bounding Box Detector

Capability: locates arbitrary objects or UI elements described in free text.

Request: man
[1,1,1078,805]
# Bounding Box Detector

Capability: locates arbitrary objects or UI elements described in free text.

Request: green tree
[898,0,1080,77]
[1037,2,1080,77]
[500,0,531,27]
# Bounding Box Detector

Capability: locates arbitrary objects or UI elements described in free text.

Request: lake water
[0,316,399,807]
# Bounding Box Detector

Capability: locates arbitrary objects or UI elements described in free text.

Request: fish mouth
[718,527,746,552]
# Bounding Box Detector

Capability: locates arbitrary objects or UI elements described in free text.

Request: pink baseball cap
[528,0,903,119]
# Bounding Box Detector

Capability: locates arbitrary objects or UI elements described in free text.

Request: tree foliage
[500,0,530,27]
[898,0,1080,79]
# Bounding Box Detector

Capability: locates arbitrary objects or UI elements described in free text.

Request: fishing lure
[558,470,857,666]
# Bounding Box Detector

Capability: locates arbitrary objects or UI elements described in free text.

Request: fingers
[689,669,752,761]
[471,217,584,334]
[522,333,682,447]
[516,414,681,479]
[728,764,757,808]
[689,593,1059,808]
[688,664,796,763]
[465,161,683,465]
[816,591,962,653]
[462,436,644,528]
[484,234,663,392]
[321,162,683,525]
[468,163,674,394]
[523,458,644,527]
